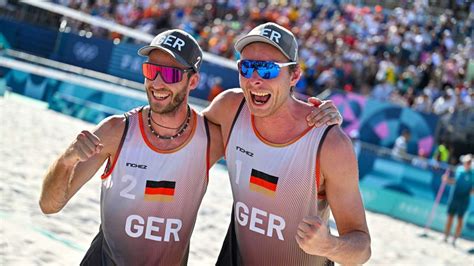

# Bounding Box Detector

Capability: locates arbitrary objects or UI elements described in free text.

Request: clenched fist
[295,216,335,257]
[63,130,104,164]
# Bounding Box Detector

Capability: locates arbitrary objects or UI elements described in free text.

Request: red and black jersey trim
[224,97,246,153]
[204,116,211,182]
[316,124,335,198]
[101,112,130,179]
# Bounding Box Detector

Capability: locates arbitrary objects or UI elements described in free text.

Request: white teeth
[152,91,169,98]
[250,91,270,96]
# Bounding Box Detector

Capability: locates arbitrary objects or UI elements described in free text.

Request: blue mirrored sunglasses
[237,60,297,79]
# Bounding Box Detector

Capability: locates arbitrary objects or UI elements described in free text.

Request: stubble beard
[149,81,189,116]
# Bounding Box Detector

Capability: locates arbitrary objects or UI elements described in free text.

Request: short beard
[150,80,189,116]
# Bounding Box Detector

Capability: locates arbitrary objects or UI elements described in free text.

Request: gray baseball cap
[234,22,298,62]
[138,29,203,72]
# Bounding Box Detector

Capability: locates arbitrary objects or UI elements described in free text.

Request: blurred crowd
[55,0,473,117]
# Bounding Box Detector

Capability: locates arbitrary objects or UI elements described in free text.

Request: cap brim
[460,155,472,163]
[234,35,293,61]
[138,46,192,69]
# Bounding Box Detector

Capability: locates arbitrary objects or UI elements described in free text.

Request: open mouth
[152,90,171,101]
[250,91,271,105]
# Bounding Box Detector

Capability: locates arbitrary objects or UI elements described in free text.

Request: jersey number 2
[120,174,137,200]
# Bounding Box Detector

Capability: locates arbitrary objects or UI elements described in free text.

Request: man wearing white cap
[443,153,474,246]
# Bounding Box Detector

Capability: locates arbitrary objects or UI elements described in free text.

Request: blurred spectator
[432,89,456,115]
[411,148,429,169]
[49,1,473,118]
[372,80,394,102]
[391,129,411,159]
[207,77,224,101]
[412,92,432,113]
[433,141,451,163]
[443,154,474,246]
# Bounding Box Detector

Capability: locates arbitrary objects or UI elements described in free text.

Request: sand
[1,93,473,265]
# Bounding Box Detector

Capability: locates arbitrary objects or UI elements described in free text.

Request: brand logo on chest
[126,162,148,169]
[236,146,254,157]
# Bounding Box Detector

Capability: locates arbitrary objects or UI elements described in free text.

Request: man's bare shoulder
[202,88,244,125]
[96,115,127,134]
[321,126,353,156]
[209,88,244,108]
[320,126,357,180]
[94,114,127,152]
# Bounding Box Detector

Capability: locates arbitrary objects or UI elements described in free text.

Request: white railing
[19,0,237,70]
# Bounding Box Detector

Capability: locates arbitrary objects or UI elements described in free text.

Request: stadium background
[0,0,473,239]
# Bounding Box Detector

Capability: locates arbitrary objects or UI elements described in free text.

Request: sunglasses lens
[142,63,184,84]
[142,63,158,80]
[160,66,183,84]
[239,60,254,79]
[257,62,279,79]
[239,60,280,79]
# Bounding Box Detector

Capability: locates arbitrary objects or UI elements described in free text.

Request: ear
[289,65,302,87]
[188,73,201,91]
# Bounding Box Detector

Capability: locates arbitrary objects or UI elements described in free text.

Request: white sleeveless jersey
[225,100,333,266]
[99,107,210,266]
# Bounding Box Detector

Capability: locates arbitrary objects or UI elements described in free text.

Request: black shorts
[80,227,115,266]
[215,206,334,266]
[216,207,241,266]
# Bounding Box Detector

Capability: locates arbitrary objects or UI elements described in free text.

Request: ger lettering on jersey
[224,100,333,265]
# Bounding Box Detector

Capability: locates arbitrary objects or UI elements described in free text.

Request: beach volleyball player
[203,23,371,265]
[39,28,342,264]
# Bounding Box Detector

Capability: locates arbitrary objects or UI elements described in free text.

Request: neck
[150,105,188,131]
[148,104,190,139]
[252,96,311,143]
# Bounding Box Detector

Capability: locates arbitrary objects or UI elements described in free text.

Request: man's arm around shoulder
[206,120,225,166]
[39,115,126,214]
[202,88,244,127]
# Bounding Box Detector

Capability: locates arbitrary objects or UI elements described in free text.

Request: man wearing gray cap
[40,29,224,265]
[39,28,341,265]
[203,22,371,265]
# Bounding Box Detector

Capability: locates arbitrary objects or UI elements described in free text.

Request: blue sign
[193,59,239,100]
[0,18,58,58]
[54,33,113,73]
[107,42,145,82]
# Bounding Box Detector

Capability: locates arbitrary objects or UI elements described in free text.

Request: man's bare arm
[321,126,371,264]
[39,116,125,214]
[202,89,245,143]
[207,121,225,166]
[297,126,371,264]
[202,89,243,125]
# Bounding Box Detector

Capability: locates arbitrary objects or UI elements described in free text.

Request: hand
[295,216,334,257]
[63,130,104,164]
[442,174,449,183]
[306,98,343,127]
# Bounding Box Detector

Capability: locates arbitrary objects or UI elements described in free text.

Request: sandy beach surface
[1,94,473,265]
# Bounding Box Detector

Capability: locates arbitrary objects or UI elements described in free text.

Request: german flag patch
[249,169,278,197]
[144,180,176,202]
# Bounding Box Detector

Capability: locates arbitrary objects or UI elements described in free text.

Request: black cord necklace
[150,113,182,129]
[147,105,191,140]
